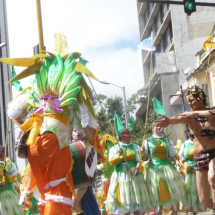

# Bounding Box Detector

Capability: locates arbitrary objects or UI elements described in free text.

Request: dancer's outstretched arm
[155,115,191,128]
[178,109,215,119]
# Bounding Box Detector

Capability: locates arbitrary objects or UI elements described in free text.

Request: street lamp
[0,43,6,48]
[100,81,129,128]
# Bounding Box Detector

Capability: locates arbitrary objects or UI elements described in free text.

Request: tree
[92,87,169,146]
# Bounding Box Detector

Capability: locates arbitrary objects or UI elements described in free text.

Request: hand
[118,148,123,156]
[133,167,140,176]
[184,162,194,173]
[155,115,170,128]
[141,145,145,153]
[176,160,182,169]
[0,182,5,188]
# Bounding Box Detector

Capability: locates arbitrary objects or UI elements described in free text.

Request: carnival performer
[2,50,105,215]
[179,128,205,214]
[106,128,152,215]
[155,85,215,213]
[141,124,186,215]
[97,134,115,215]
[23,193,40,215]
[20,163,40,215]
[0,146,24,215]
[70,128,101,215]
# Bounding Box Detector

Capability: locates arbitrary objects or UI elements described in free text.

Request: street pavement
[179,213,211,215]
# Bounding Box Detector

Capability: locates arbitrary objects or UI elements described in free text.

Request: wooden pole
[35,0,45,54]
[4,85,12,174]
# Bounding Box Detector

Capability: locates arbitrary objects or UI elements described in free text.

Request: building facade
[0,0,16,163]
[136,1,215,143]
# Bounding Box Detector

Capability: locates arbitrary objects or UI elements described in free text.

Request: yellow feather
[31,54,49,58]
[53,32,68,56]
[0,58,40,67]
[74,62,99,82]
[7,62,41,84]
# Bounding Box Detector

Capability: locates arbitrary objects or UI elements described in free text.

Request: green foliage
[93,87,169,146]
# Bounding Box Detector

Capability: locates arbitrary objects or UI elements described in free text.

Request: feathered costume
[179,139,205,213]
[144,135,186,213]
[97,134,116,215]
[1,48,105,215]
[0,158,24,215]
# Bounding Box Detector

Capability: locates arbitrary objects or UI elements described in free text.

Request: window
[152,23,157,36]
[154,9,162,36]
[152,53,156,72]
[157,43,161,53]
[160,4,164,20]
[160,4,169,21]
[163,31,168,51]
[160,38,165,53]
[144,9,149,26]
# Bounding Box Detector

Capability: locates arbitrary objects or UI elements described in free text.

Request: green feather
[60,98,77,107]
[48,53,64,94]
[35,61,49,95]
[59,70,77,95]
[27,90,40,102]
[27,99,39,108]
[31,80,42,98]
[45,57,52,70]
[61,59,76,88]
[61,86,81,102]
[64,75,81,94]
[64,53,73,69]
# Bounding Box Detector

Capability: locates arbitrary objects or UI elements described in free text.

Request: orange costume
[4,51,105,215]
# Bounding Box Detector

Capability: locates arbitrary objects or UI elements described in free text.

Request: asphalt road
[179,213,211,215]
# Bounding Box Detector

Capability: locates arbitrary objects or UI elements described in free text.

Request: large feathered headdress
[0,51,98,117]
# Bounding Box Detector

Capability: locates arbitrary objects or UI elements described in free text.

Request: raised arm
[178,109,215,119]
[155,115,191,128]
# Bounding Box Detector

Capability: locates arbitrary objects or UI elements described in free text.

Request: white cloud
[7,0,144,99]
[6,0,144,171]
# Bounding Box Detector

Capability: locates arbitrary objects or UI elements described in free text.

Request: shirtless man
[155,85,215,212]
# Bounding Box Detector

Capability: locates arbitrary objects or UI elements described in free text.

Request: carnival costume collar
[152,135,164,138]
[119,141,133,146]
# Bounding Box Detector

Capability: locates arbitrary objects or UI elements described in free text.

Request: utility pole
[35,0,45,54]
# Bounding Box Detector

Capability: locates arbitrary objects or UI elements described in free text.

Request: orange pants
[28,133,75,215]
[103,180,110,201]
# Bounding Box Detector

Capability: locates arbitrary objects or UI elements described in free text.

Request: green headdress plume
[0,51,99,117]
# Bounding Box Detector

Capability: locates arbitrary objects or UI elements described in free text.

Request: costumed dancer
[70,128,101,215]
[20,163,40,215]
[174,140,186,178]
[141,124,186,215]
[97,134,115,215]
[179,129,205,214]
[0,146,24,215]
[3,48,105,214]
[106,128,152,215]
[155,86,215,214]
